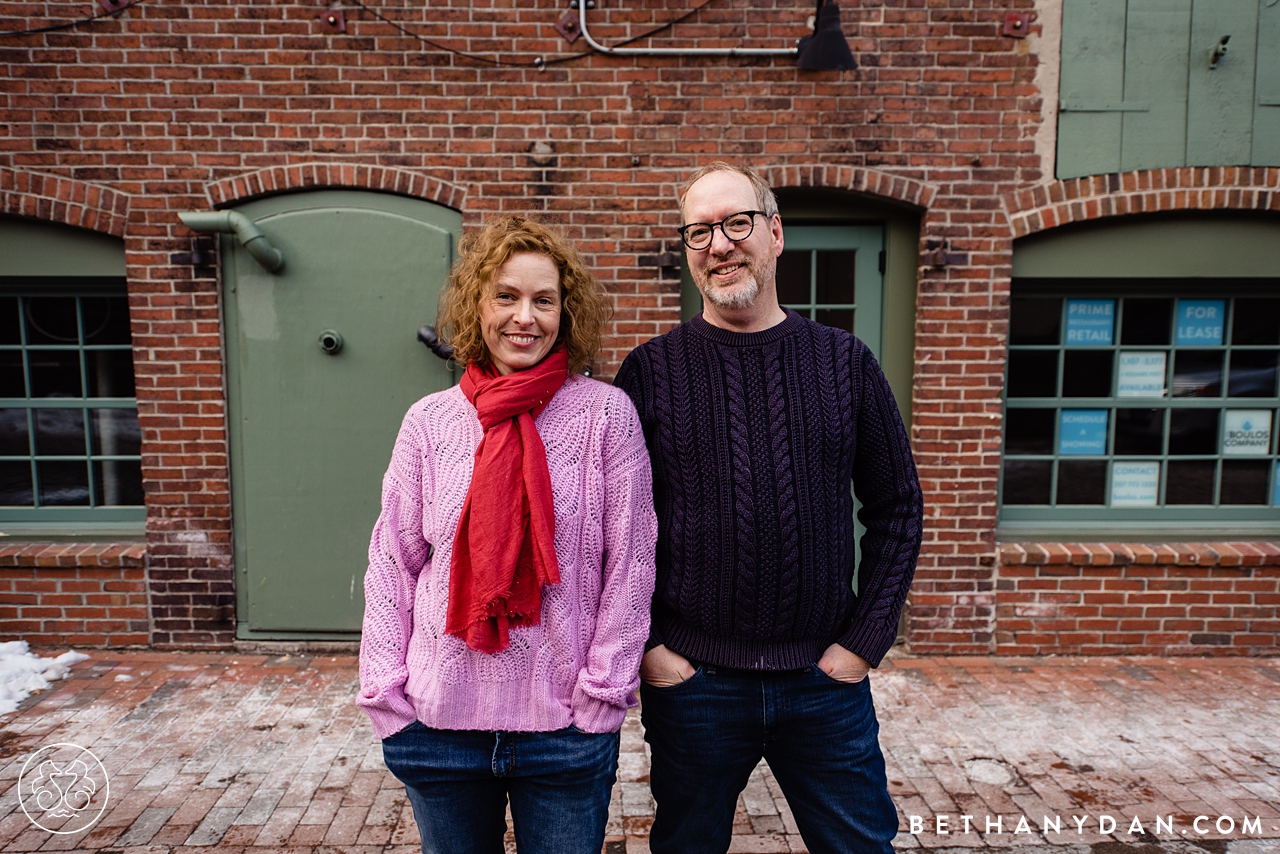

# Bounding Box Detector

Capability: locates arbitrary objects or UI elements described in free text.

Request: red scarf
[446,346,569,653]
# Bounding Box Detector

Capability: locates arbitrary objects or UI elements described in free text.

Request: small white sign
[1116,351,1166,398]
[1222,410,1272,456]
[1110,461,1159,506]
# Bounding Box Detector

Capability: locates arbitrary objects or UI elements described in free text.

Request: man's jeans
[641,663,898,854]
[381,722,619,854]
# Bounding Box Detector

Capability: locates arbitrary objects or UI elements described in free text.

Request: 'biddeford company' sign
[1222,410,1272,456]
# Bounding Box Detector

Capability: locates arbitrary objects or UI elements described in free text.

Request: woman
[357,215,657,854]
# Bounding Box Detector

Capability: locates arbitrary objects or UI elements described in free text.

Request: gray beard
[701,276,760,310]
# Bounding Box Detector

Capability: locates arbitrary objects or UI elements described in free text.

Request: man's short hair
[678,162,779,223]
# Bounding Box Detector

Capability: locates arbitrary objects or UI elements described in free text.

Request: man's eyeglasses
[677,210,767,251]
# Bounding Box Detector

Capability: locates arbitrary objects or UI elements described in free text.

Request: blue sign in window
[1065,299,1114,346]
[1175,299,1225,346]
[1059,409,1108,455]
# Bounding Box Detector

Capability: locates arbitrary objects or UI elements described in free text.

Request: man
[614,162,923,854]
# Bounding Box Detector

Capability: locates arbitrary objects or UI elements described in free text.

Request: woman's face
[479,252,562,375]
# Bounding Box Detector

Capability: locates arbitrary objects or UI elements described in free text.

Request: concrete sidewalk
[0,651,1277,853]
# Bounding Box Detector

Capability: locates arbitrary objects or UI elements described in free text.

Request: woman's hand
[639,644,696,688]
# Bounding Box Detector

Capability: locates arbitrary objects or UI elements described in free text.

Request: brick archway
[760,164,938,211]
[205,163,467,211]
[1003,166,1280,238]
[0,167,131,236]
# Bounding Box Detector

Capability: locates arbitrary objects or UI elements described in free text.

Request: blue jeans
[381,722,620,854]
[641,663,897,854]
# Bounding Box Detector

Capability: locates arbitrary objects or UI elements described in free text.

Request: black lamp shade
[796,2,857,71]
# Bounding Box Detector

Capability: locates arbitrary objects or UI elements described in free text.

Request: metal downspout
[178,210,286,273]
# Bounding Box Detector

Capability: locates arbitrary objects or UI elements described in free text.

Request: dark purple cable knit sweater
[614,309,923,670]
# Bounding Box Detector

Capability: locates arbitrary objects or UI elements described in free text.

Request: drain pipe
[178,210,286,273]
[576,1,798,57]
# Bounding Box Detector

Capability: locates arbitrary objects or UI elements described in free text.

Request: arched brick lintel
[758,164,938,211]
[0,167,131,238]
[205,163,468,211]
[1003,167,1280,239]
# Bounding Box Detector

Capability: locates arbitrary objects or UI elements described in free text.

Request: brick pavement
[0,651,1276,853]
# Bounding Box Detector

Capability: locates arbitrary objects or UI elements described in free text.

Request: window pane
[37,460,89,506]
[1172,351,1222,397]
[0,461,33,505]
[1168,409,1218,455]
[1062,350,1112,397]
[815,251,856,304]
[34,408,86,456]
[23,297,79,345]
[90,408,141,456]
[1005,408,1055,454]
[0,408,30,456]
[1220,460,1269,505]
[1010,298,1061,345]
[1006,351,1058,397]
[1166,460,1216,504]
[92,460,143,506]
[1002,459,1051,504]
[1114,408,1162,455]
[1231,299,1280,345]
[81,297,131,345]
[1227,351,1278,398]
[0,298,20,345]
[1120,298,1172,345]
[1057,460,1106,504]
[814,309,854,334]
[776,252,810,305]
[85,350,136,397]
[0,351,26,397]
[28,350,82,397]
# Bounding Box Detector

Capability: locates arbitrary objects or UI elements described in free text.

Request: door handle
[1209,35,1230,70]
[417,325,454,360]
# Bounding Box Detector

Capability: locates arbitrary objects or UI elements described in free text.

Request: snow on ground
[0,641,88,714]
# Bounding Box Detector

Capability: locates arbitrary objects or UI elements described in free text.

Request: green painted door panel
[1058,0,1129,178]
[1254,0,1280,164]
[224,190,459,635]
[1187,0,1258,164]
[1120,0,1192,171]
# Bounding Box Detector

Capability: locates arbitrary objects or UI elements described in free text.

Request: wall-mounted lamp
[796,0,856,71]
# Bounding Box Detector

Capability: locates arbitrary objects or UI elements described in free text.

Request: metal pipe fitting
[178,210,286,273]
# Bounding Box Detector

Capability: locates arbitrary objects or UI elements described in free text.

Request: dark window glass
[92,460,144,506]
[0,461,33,505]
[1057,460,1107,504]
[81,297,131,344]
[34,408,85,456]
[1010,298,1061,345]
[1165,460,1216,504]
[815,251,856,304]
[85,350,135,397]
[0,298,20,345]
[1220,460,1269,505]
[1120,298,1172,345]
[23,298,79,345]
[1002,459,1051,504]
[1114,408,1163,455]
[1005,408,1055,454]
[1227,351,1278,398]
[0,351,26,397]
[814,309,854,334]
[1168,409,1218,455]
[28,350,82,398]
[1006,351,1058,398]
[776,252,810,305]
[1062,350,1113,397]
[90,408,141,457]
[0,409,29,456]
[37,460,89,505]
[1231,299,1280,345]
[1172,351,1223,397]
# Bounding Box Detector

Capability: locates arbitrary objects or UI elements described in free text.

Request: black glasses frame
[677,210,768,250]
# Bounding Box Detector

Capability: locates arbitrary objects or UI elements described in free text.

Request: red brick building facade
[2,0,1277,653]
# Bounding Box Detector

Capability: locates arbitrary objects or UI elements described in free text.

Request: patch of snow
[0,641,89,715]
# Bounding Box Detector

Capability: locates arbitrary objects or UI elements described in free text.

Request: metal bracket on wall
[574,0,797,58]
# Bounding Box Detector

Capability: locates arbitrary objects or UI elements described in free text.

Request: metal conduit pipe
[576,1,798,57]
[178,210,286,273]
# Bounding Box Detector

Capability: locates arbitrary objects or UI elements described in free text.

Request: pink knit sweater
[357,375,657,739]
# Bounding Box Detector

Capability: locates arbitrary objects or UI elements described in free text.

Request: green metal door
[222,190,459,637]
